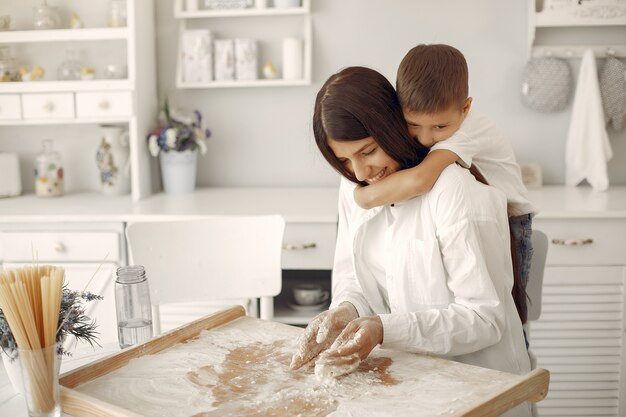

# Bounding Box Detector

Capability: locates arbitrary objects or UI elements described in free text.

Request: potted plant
[147,99,211,194]
[0,286,102,394]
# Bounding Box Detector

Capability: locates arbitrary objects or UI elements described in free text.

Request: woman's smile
[367,167,387,184]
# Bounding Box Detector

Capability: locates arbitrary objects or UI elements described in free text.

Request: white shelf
[273,304,317,326]
[0,27,130,43]
[0,80,132,93]
[534,10,626,27]
[177,78,310,88]
[0,117,131,126]
[175,7,309,18]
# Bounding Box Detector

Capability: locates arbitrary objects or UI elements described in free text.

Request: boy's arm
[354,149,459,209]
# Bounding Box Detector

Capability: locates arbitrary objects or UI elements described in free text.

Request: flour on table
[315,353,361,385]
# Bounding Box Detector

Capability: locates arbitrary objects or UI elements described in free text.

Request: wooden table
[59,306,549,417]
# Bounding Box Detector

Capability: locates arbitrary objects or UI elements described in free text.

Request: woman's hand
[321,315,384,364]
[290,302,358,370]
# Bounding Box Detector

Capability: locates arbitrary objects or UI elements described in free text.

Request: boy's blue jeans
[509,213,534,347]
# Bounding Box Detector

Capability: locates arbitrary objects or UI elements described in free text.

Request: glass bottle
[0,46,18,82]
[108,0,127,28]
[32,0,61,30]
[34,139,64,197]
[57,48,83,81]
[115,265,153,349]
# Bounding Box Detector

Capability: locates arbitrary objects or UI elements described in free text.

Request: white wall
[156,0,626,187]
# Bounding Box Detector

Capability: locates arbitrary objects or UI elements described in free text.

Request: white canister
[159,150,198,194]
[214,39,235,81]
[235,38,258,80]
[96,124,131,196]
[255,0,267,8]
[185,0,198,11]
[282,37,303,80]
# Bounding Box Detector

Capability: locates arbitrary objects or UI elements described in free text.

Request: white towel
[565,49,613,191]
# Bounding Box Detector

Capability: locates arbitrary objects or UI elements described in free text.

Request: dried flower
[147,99,211,157]
[0,285,103,360]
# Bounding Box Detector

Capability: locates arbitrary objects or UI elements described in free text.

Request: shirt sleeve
[328,178,374,318]
[378,168,509,356]
[431,130,479,169]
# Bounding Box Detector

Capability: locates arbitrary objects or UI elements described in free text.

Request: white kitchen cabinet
[0,0,157,202]
[0,222,127,350]
[173,0,312,88]
[528,187,626,417]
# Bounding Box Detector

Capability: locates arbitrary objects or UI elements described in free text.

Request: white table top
[0,343,119,417]
[0,187,340,223]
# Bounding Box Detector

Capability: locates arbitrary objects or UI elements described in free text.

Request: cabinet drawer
[0,231,121,262]
[76,91,133,118]
[0,94,21,120]
[22,93,74,119]
[282,222,336,270]
[533,219,626,265]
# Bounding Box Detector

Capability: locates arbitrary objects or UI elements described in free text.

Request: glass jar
[108,0,127,28]
[115,265,153,349]
[33,0,61,30]
[57,48,83,81]
[34,139,64,197]
[0,46,18,82]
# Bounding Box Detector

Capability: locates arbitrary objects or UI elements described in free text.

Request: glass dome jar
[57,48,83,81]
[33,0,61,30]
[34,139,64,197]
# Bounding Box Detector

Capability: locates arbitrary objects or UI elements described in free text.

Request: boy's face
[403,97,472,148]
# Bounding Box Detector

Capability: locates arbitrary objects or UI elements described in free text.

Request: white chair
[125,215,285,334]
[525,229,549,417]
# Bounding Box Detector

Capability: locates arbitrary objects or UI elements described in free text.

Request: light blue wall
[156,0,626,187]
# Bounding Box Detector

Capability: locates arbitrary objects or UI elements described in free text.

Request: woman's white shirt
[330,164,531,379]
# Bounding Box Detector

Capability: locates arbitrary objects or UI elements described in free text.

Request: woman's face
[328,136,401,184]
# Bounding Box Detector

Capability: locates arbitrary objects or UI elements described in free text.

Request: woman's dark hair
[313,66,428,185]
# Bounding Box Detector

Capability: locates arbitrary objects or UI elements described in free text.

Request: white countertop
[0,187,340,223]
[1,186,626,224]
[528,186,626,219]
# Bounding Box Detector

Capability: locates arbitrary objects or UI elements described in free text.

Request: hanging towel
[599,55,626,131]
[565,48,613,192]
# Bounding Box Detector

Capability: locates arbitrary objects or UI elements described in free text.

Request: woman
[290,67,531,416]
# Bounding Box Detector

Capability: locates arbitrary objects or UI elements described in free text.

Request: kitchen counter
[528,185,626,218]
[0,187,340,223]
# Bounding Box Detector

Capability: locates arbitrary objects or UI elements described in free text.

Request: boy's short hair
[396,44,469,114]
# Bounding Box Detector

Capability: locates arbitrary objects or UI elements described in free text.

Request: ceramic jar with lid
[34,139,64,197]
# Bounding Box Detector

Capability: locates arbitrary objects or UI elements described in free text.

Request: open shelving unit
[528,0,626,58]
[0,0,157,202]
[173,0,312,89]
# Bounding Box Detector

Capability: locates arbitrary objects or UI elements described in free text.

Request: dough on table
[314,352,361,384]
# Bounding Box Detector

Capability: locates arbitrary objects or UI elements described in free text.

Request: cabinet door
[531,266,625,417]
[3,262,119,350]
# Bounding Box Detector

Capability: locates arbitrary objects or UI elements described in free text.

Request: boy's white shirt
[431,108,536,217]
[331,166,531,375]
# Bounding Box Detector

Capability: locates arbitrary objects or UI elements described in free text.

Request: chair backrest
[125,215,285,328]
[527,230,549,322]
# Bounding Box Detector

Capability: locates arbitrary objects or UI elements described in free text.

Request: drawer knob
[98,100,110,110]
[551,238,593,246]
[43,101,55,112]
[54,242,66,253]
[283,243,317,251]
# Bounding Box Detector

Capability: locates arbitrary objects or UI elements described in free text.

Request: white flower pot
[159,150,198,195]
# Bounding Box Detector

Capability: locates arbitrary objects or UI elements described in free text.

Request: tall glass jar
[0,46,18,82]
[115,265,153,349]
[34,139,64,197]
[108,0,127,27]
[57,48,83,81]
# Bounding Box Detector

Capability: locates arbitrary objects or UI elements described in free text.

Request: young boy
[354,44,536,323]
